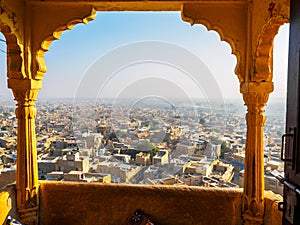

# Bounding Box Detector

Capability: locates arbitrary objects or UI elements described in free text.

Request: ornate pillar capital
[240,81,274,107]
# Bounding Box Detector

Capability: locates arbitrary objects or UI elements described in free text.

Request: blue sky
[0,12,289,103]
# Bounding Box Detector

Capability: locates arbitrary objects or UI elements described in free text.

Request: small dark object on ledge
[128,209,154,225]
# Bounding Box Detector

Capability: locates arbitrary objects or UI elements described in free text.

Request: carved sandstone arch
[35,4,245,83]
[254,15,289,82]
[34,8,96,80]
[181,2,247,84]
[180,15,242,81]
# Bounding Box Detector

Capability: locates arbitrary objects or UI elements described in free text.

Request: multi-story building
[56,152,89,173]
[153,150,169,165]
[97,161,142,183]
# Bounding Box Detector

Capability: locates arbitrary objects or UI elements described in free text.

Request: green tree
[1,126,8,131]
[199,118,205,125]
[150,147,159,161]
[108,132,119,142]
[209,136,222,144]
[220,141,228,159]
[116,130,126,138]
[136,141,154,152]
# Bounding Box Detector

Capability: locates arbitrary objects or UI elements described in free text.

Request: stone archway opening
[37,11,246,188]
[0,2,291,224]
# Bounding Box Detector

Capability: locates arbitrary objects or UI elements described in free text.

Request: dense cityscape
[0,98,285,195]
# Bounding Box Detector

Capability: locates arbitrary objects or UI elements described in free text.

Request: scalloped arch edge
[35,8,97,80]
[181,13,242,83]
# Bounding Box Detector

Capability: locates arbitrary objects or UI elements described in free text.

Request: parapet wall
[264,191,283,225]
[0,182,283,225]
[39,181,243,225]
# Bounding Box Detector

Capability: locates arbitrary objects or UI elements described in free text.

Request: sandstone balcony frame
[0,0,290,224]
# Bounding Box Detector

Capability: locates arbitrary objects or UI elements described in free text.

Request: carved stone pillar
[240,81,273,225]
[8,79,41,225]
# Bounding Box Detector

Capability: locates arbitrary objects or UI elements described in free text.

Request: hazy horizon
[0,12,289,102]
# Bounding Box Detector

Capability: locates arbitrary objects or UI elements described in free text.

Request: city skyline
[0,95,285,193]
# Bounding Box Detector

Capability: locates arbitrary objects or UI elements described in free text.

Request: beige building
[0,169,16,188]
[179,174,203,186]
[265,159,284,171]
[135,152,151,166]
[97,162,141,183]
[240,170,284,195]
[135,127,150,138]
[264,175,283,195]
[57,152,89,173]
[224,152,245,172]
[50,138,78,150]
[64,171,111,183]
[80,133,102,149]
[184,161,211,176]
[84,172,111,183]
[144,166,159,181]
[46,171,64,181]
[183,159,219,177]
[173,144,194,157]
[153,150,169,165]
[156,176,185,186]
[113,154,131,163]
[38,158,59,179]
[213,162,234,183]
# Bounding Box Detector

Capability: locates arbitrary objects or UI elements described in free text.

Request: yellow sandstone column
[240,81,273,225]
[8,79,41,225]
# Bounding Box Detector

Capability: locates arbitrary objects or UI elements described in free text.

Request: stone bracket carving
[253,0,289,82]
[0,24,23,79]
[254,15,289,82]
